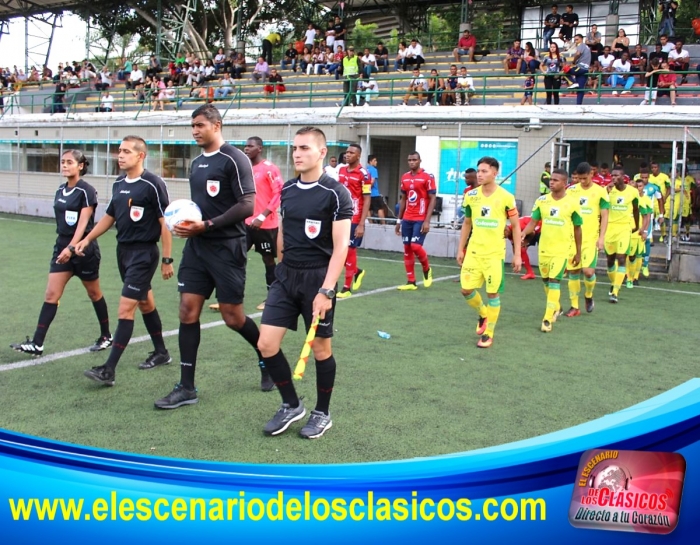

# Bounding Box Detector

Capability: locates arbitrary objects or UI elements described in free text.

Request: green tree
[350,19,379,51]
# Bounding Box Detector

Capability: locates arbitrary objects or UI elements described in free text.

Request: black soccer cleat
[83,365,115,386]
[139,350,172,370]
[585,297,595,313]
[89,335,113,352]
[10,337,43,357]
[154,383,198,409]
[260,369,276,392]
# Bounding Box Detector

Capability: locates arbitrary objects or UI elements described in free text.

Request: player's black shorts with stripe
[117,242,159,301]
[49,236,101,281]
[261,260,335,338]
[178,236,247,304]
[246,225,278,257]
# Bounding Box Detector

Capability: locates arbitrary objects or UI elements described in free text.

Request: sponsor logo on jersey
[65,210,78,226]
[580,197,588,206]
[616,197,624,204]
[474,218,499,228]
[207,180,220,197]
[198,164,209,168]
[58,198,67,204]
[408,190,418,203]
[305,219,322,239]
[120,190,130,194]
[130,206,144,222]
[550,207,559,217]
[467,189,478,197]
[481,206,491,217]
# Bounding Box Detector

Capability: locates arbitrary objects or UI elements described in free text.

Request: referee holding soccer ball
[77,136,173,386]
[154,104,264,410]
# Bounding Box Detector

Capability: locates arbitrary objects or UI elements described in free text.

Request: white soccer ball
[164,199,203,232]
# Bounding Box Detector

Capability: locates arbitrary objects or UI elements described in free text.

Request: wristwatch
[67,245,76,255]
[318,288,336,299]
[161,257,174,265]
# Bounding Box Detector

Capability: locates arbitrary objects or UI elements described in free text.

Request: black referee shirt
[280,174,353,263]
[189,143,256,239]
[106,169,169,244]
[53,179,98,238]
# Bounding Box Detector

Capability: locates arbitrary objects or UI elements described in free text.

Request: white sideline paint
[1,275,458,372]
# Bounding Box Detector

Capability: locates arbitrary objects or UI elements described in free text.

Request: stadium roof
[0,0,85,20]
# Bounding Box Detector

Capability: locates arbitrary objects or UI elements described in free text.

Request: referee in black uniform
[154,104,264,410]
[76,136,174,386]
[258,127,352,439]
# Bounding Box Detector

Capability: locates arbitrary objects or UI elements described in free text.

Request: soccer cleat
[476,316,488,335]
[422,267,433,288]
[476,335,493,348]
[567,83,579,89]
[642,266,649,277]
[608,286,614,297]
[154,383,198,409]
[397,283,418,291]
[256,300,266,310]
[633,279,639,286]
[565,307,580,318]
[89,335,112,352]
[209,303,220,311]
[10,337,43,357]
[264,402,306,436]
[541,320,552,333]
[336,288,352,299]
[139,350,172,370]
[552,309,563,323]
[352,269,366,291]
[83,365,115,386]
[609,293,618,304]
[626,279,634,289]
[585,297,595,313]
[521,272,536,280]
[300,410,333,439]
[260,368,276,392]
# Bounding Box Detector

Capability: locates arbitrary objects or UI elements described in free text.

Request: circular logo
[408,190,418,203]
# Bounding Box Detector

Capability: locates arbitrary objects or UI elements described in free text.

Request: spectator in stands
[608,52,635,95]
[443,64,459,106]
[264,68,285,97]
[97,89,114,112]
[567,33,591,105]
[542,4,561,48]
[357,75,379,106]
[333,16,346,53]
[327,45,345,80]
[262,31,282,65]
[41,65,52,81]
[668,39,690,84]
[649,43,669,66]
[558,5,578,47]
[312,47,327,75]
[658,1,678,38]
[214,48,226,73]
[520,42,541,74]
[656,61,678,105]
[401,67,427,106]
[325,19,336,51]
[427,68,445,106]
[294,37,305,56]
[95,65,112,91]
[252,57,269,83]
[503,39,524,75]
[203,59,217,81]
[51,82,67,113]
[659,34,674,54]
[395,41,409,71]
[67,70,80,88]
[0,86,4,115]
[598,46,616,74]
[162,79,176,107]
[342,46,361,106]
[640,59,661,105]
[122,59,132,82]
[127,64,143,90]
[453,29,477,63]
[232,53,246,79]
[53,63,63,82]
[374,42,390,72]
[28,66,40,82]
[361,47,378,77]
[224,49,236,73]
[281,43,298,72]
[521,70,535,105]
[177,62,190,86]
[405,39,425,70]
[304,23,317,50]
[299,47,312,73]
[214,73,234,99]
[585,24,603,65]
[457,66,475,105]
[611,29,630,58]
[146,55,161,78]
[541,42,563,105]
[630,44,648,83]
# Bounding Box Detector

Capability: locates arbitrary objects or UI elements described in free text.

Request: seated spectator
[97,89,114,112]
[28,66,40,82]
[648,43,669,66]
[503,39,524,74]
[453,29,477,63]
[214,73,235,99]
[427,68,445,106]
[357,75,379,106]
[361,48,378,77]
[299,47,312,73]
[585,24,603,64]
[656,62,678,105]
[668,39,690,83]
[252,57,269,83]
[281,43,298,72]
[374,42,390,72]
[659,34,674,54]
[520,42,541,74]
[264,68,285,97]
[443,64,459,106]
[608,52,635,95]
[327,46,345,80]
[630,44,648,83]
[149,75,166,110]
[53,63,64,82]
[214,48,226,73]
[67,70,80,88]
[598,47,616,74]
[231,53,246,79]
[146,55,162,78]
[95,66,112,91]
[16,69,28,84]
[202,60,217,81]
[395,41,409,71]
[404,39,425,70]
[127,64,143,89]
[80,60,96,83]
[457,66,476,105]
[401,67,427,106]
[42,65,53,81]
[153,79,175,110]
[611,29,630,58]
[312,48,326,75]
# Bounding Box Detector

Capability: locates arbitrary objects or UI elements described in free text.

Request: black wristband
[68,245,76,255]
[161,257,174,265]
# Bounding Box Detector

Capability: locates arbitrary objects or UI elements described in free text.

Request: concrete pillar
[604,14,619,47]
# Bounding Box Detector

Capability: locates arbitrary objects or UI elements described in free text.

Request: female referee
[10,150,112,357]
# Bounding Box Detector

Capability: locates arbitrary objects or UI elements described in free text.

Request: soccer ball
[164,199,202,232]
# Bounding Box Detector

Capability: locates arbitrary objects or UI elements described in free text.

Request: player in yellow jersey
[676,172,695,241]
[522,169,582,333]
[563,162,609,316]
[626,179,653,288]
[457,156,522,348]
[649,162,670,242]
[605,166,639,303]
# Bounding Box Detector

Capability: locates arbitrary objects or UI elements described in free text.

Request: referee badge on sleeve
[130,206,145,222]
[305,219,322,239]
[206,180,220,197]
[64,210,78,226]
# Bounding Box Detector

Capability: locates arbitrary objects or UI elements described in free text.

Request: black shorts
[178,236,247,304]
[246,225,278,257]
[559,27,573,40]
[370,196,384,214]
[117,242,159,301]
[261,260,335,338]
[657,89,671,97]
[49,237,101,281]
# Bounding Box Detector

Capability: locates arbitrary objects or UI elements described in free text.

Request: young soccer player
[627,180,653,287]
[563,162,609,315]
[604,166,639,303]
[336,143,371,299]
[522,169,582,333]
[394,152,436,290]
[637,168,663,276]
[457,157,522,348]
[257,127,352,439]
[76,136,173,386]
[649,162,669,242]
